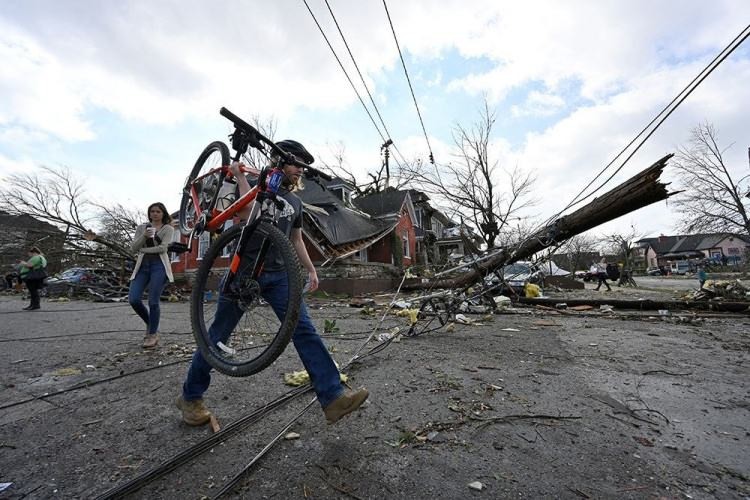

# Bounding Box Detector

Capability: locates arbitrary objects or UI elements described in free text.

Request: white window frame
[170,230,182,263]
[415,208,423,228]
[432,220,443,238]
[402,232,410,259]
[220,220,235,257]
[197,232,210,260]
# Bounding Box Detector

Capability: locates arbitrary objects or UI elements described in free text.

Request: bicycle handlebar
[219,107,331,181]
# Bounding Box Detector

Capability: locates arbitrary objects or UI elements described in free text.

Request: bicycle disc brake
[229,274,262,312]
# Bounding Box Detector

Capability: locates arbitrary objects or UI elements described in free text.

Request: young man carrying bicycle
[176,140,368,426]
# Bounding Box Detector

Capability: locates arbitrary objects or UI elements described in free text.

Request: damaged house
[172,174,464,294]
[171,171,469,294]
[636,232,750,270]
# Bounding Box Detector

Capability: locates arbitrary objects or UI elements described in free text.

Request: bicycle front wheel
[179,141,230,236]
[190,223,303,377]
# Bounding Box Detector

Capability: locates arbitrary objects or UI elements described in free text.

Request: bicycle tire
[190,223,303,377]
[179,141,230,236]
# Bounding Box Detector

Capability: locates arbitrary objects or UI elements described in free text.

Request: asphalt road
[1,289,748,499]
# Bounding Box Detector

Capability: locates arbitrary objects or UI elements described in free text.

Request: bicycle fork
[221,205,272,296]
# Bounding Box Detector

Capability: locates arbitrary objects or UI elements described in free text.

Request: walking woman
[19,246,47,310]
[129,202,174,348]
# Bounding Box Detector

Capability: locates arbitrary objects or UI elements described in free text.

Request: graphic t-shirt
[241,188,302,272]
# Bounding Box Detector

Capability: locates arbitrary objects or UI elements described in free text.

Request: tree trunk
[408,154,675,290]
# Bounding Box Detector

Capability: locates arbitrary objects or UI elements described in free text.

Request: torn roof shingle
[297,177,393,246]
[352,188,408,218]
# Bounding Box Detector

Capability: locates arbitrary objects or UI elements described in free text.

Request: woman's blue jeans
[128,258,168,335]
[182,271,343,408]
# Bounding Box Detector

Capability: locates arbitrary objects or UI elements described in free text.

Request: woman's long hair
[147,202,172,224]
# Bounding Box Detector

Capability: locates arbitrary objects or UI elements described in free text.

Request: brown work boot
[175,396,211,426]
[323,388,369,424]
[142,334,159,349]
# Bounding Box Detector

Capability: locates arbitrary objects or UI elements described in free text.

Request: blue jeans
[183,271,343,408]
[128,258,168,335]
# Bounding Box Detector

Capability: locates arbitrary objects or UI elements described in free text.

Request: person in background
[594,257,612,292]
[129,202,174,348]
[697,265,707,290]
[18,247,47,310]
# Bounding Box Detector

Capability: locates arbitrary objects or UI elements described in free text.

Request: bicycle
[179,107,329,377]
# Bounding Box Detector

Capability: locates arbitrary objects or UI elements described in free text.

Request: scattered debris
[524,283,542,298]
[688,279,749,301]
[532,319,560,327]
[494,295,512,307]
[209,414,220,433]
[468,481,484,491]
[284,368,348,386]
[569,305,594,311]
[395,308,419,325]
[377,327,401,342]
[454,314,472,325]
[52,367,82,377]
[349,297,376,308]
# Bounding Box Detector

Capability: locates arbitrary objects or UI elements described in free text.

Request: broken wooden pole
[408,154,675,290]
[516,296,750,313]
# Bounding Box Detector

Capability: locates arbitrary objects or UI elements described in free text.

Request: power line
[322,0,409,170]
[526,23,750,249]
[301,0,388,144]
[382,0,436,164]
[560,23,750,216]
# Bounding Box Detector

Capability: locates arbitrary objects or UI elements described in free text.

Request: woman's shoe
[142,334,159,348]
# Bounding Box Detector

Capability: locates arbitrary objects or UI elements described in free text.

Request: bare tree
[405,100,537,249]
[319,141,423,197]
[601,225,644,268]
[673,123,749,235]
[238,115,277,169]
[0,166,136,266]
[557,233,599,272]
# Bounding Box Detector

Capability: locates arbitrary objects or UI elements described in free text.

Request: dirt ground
[1,281,748,499]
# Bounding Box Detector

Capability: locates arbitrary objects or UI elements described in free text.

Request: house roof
[0,211,63,233]
[296,176,396,262]
[638,232,750,255]
[353,188,408,218]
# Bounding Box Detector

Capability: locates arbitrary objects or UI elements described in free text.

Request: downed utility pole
[411,154,676,290]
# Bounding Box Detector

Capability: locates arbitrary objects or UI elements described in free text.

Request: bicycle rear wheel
[190,223,303,377]
[179,141,230,236]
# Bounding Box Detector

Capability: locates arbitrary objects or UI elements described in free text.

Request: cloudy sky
[1,1,749,238]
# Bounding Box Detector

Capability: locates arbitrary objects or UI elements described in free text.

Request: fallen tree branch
[471,413,581,430]
[641,370,693,376]
[407,154,675,290]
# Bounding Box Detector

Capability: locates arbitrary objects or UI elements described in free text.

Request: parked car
[46,268,120,296]
[646,266,667,276]
[669,261,690,275]
[485,261,544,296]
